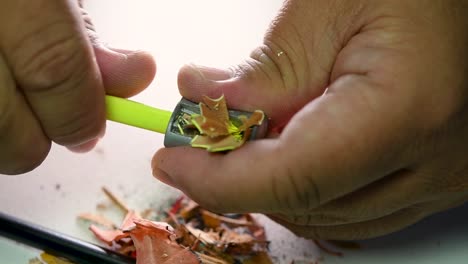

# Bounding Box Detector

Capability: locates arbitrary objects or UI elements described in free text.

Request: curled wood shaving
[189,95,265,152]
[168,196,271,261]
[128,219,200,264]
[77,213,116,229]
[89,211,200,263]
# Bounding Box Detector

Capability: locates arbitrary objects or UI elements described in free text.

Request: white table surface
[1,1,467,263]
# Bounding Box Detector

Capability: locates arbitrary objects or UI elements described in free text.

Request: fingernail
[118,50,153,64]
[185,63,232,82]
[109,47,145,56]
[152,168,175,187]
[97,46,149,63]
[106,47,155,65]
[67,138,99,153]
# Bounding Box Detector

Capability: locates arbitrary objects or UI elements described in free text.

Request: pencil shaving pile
[79,187,273,264]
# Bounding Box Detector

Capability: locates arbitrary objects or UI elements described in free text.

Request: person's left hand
[0,0,155,174]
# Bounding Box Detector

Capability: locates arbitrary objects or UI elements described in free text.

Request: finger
[269,207,425,240]
[0,0,105,148]
[273,169,429,226]
[277,136,468,226]
[0,55,51,175]
[94,46,156,98]
[153,140,288,213]
[79,3,157,98]
[268,195,468,240]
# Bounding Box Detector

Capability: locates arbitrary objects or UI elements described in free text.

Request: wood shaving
[77,213,116,229]
[188,95,265,152]
[31,187,355,263]
[102,186,130,213]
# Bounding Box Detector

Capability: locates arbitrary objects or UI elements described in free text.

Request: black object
[0,211,135,264]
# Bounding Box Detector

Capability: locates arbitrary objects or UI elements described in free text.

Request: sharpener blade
[164,98,268,147]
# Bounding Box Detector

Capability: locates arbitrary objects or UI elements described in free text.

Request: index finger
[0,0,105,147]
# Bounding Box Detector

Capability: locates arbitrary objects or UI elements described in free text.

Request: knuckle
[4,18,103,147]
[1,142,50,175]
[0,94,14,134]
[268,144,322,213]
[311,213,331,225]
[0,60,15,133]
[302,174,322,210]
[276,166,321,212]
[50,109,103,146]
[3,158,42,175]
[250,43,300,90]
[11,20,89,92]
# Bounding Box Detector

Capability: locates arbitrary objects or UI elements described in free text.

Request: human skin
[152,0,468,240]
[0,0,155,174]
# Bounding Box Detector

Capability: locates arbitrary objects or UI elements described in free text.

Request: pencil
[0,211,135,264]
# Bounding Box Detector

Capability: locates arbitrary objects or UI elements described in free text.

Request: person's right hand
[0,0,156,175]
[153,0,468,240]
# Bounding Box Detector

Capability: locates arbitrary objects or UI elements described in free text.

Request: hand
[0,0,155,174]
[152,0,468,240]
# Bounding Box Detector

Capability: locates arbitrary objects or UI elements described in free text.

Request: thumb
[80,3,156,98]
[94,46,156,98]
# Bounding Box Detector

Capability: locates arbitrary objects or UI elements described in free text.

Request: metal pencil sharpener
[164,98,268,147]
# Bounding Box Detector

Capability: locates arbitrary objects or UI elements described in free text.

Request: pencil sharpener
[164,98,268,147]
